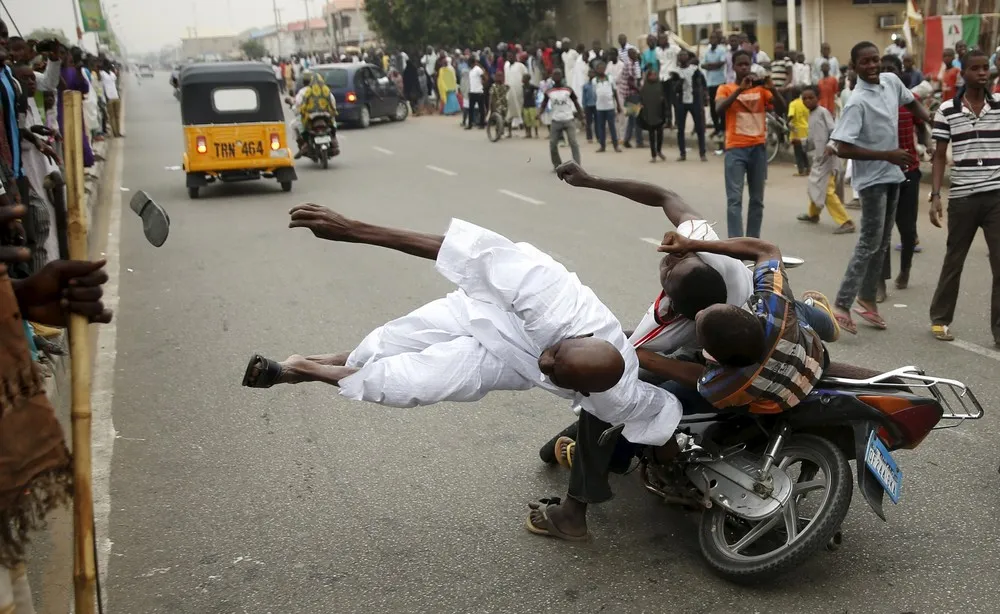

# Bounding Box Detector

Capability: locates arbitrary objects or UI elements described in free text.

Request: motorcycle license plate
[864,431,902,504]
[314,135,332,144]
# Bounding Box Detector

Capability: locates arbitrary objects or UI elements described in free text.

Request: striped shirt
[699,261,826,414]
[932,93,1000,199]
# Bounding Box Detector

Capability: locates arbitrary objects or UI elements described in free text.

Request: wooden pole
[62,90,97,614]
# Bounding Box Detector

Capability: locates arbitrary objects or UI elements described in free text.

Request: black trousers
[707,85,722,134]
[929,188,1000,342]
[882,169,921,279]
[661,81,675,127]
[466,93,486,128]
[793,141,810,174]
[648,125,664,157]
[568,379,717,504]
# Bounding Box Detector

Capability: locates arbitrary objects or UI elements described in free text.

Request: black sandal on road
[242,353,283,388]
[525,497,590,542]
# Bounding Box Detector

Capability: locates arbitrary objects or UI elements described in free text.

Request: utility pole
[304,0,312,55]
[273,0,283,58]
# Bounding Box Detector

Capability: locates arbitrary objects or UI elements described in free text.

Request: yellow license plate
[214,140,267,159]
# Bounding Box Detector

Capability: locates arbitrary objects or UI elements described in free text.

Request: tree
[241,39,267,60]
[26,28,70,44]
[364,0,555,51]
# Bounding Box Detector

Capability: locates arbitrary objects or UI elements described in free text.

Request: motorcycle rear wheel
[697,434,852,583]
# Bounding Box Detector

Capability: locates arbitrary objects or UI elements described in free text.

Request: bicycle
[766,110,791,164]
[486,112,512,143]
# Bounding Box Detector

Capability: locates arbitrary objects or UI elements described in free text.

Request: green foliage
[26,28,70,44]
[364,0,555,50]
[241,39,268,60]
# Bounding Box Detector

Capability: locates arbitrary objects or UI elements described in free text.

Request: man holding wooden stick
[0,171,112,611]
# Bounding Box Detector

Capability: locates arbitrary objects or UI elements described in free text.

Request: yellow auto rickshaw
[180,62,297,199]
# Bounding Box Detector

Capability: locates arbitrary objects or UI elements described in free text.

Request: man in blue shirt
[701,30,727,137]
[829,41,931,335]
[641,34,659,76]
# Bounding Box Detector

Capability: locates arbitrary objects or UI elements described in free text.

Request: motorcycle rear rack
[821,366,984,428]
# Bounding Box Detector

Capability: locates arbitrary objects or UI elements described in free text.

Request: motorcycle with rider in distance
[301,114,340,169]
[539,258,984,583]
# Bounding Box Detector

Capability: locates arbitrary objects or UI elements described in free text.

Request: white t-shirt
[100,71,119,100]
[469,66,485,94]
[656,45,678,82]
[546,86,577,122]
[628,219,753,354]
[592,78,616,111]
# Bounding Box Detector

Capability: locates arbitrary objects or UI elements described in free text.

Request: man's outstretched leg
[242,352,355,388]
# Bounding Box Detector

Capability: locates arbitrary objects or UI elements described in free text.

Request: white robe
[505,61,527,127]
[339,219,683,446]
[562,49,580,95]
[570,56,589,105]
[20,99,61,265]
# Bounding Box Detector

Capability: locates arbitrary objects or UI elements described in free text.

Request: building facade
[325,0,375,51]
[286,18,332,54]
[180,35,242,61]
[558,0,907,63]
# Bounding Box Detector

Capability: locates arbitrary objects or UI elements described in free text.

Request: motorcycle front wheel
[697,434,852,583]
[319,147,329,169]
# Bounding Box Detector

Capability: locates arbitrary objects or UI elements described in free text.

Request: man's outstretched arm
[659,232,781,266]
[555,162,700,227]
[289,204,443,260]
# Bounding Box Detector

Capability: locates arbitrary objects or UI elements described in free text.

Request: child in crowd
[638,69,667,162]
[817,62,839,115]
[793,52,812,87]
[581,69,597,143]
[796,86,855,234]
[592,61,621,153]
[538,72,554,134]
[489,71,512,138]
[521,73,539,138]
[941,48,961,100]
[788,88,811,176]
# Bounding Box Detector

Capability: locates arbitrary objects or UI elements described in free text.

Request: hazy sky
[4,0,328,53]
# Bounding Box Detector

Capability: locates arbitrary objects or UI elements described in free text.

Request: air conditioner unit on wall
[877,14,901,29]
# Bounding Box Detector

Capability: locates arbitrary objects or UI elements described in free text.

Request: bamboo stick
[62,90,97,614]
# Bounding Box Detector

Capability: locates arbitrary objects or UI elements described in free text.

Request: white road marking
[640,237,661,246]
[951,339,1000,362]
[372,146,394,155]
[93,140,124,609]
[426,165,457,176]
[498,189,544,205]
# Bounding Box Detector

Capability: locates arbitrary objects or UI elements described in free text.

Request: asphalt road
[98,75,1000,614]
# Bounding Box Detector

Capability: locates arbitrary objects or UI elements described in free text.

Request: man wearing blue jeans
[715,50,785,237]
[830,42,930,334]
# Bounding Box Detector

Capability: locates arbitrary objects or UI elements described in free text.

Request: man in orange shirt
[817,61,839,115]
[941,48,961,101]
[716,50,786,237]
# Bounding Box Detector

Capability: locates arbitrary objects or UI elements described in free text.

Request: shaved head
[538,337,625,394]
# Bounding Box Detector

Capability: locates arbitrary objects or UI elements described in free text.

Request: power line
[0,0,23,37]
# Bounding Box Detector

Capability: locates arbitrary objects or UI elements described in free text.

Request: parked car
[305,63,408,128]
[138,63,155,78]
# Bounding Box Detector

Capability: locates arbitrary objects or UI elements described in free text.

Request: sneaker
[797,213,820,223]
[676,156,686,162]
[833,221,857,234]
[801,290,840,342]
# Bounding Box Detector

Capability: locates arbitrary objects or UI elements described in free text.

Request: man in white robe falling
[242,205,683,453]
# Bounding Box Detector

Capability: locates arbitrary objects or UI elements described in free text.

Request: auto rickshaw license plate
[214,140,267,159]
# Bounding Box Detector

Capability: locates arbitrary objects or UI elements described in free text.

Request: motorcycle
[304,115,339,169]
[539,259,983,583]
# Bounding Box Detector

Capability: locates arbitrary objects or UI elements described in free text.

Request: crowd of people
[0,19,119,613]
[383,31,999,347]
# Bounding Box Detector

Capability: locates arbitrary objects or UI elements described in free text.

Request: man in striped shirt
[657,233,828,413]
[928,50,1000,346]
